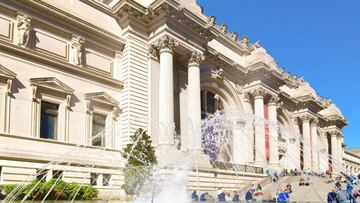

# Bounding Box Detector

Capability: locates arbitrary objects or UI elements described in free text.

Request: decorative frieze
[16,13,32,47]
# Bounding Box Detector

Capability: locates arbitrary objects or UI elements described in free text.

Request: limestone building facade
[0,0,359,194]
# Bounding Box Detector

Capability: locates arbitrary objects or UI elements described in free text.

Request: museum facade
[0,0,359,194]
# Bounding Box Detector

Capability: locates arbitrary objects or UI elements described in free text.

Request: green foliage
[0,179,98,201]
[121,128,157,195]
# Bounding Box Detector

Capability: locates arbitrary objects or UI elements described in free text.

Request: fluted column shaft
[268,98,279,166]
[311,120,319,171]
[187,52,203,151]
[302,117,312,170]
[254,89,266,165]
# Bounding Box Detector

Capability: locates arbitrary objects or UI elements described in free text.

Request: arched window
[201,90,223,119]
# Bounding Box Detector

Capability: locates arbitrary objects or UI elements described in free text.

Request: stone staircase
[260,175,360,202]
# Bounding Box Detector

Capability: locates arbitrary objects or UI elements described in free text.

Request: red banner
[264,103,270,161]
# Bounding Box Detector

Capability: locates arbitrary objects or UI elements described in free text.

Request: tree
[121,128,157,195]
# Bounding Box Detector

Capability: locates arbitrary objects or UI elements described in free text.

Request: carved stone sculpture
[16,14,31,47]
[71,35,85,65]
[207,16,216,27]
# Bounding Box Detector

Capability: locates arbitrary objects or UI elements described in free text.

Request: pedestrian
[191,191,198,201]
[245,189,253,203]
[199,192,209,202]
[225,192,232,202]
[327,189,337,203]
[277,189,290,203]
[217,189,226,202]
[286,183,292,194]
[232,191,240,202]
[336,184,355,203]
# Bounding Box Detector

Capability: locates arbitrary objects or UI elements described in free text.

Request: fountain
[0,110,354,203]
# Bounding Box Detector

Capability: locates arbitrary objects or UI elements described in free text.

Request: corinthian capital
[157,35,178,53]
[148,44,158,60]
[311,118,319,127]
[268,96,279,106]
[300,115,311,123]
[253,88,266,99]
[188,51,204,67]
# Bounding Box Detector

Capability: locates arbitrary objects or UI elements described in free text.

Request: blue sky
[197,0,359,149]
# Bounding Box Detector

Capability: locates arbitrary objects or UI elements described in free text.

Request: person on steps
[191,191,198,201]
[232,191,240,202]
[245,189,253,203]
[199,192,209,202]
[327,189,337,203]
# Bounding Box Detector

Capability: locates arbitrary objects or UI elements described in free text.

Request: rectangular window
[90,173,98,186]
[92,113,106,147]
[52,170,63,179]
[40,102,59,139]
[103,174,111,186]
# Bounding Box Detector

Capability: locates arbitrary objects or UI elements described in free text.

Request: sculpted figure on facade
[231,32,238,41]
[207,16,216,27]
[220,24,228,34]
[71,35,85,66]
[253,40,261,49]
[16,14,31,47]
[240,36,250,48]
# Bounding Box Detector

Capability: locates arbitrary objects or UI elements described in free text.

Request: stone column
[301,116,312,170]
[290,118,301,169]
[158,35,178,148]
[330,132,339,174]
[232,120,246,165]
[243,93,254,164]
[311,118,319,172]
[253,88,266,166]
[268,96,279,167]
[187,51,204,152]
[337,135,344,172]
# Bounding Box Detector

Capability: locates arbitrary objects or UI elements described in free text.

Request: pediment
[29,77,74,94]
[84,92,119,106]
[0,64,17,80]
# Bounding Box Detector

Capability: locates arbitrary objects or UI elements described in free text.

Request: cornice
[5,0,125,48]
[0,40,123,90]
